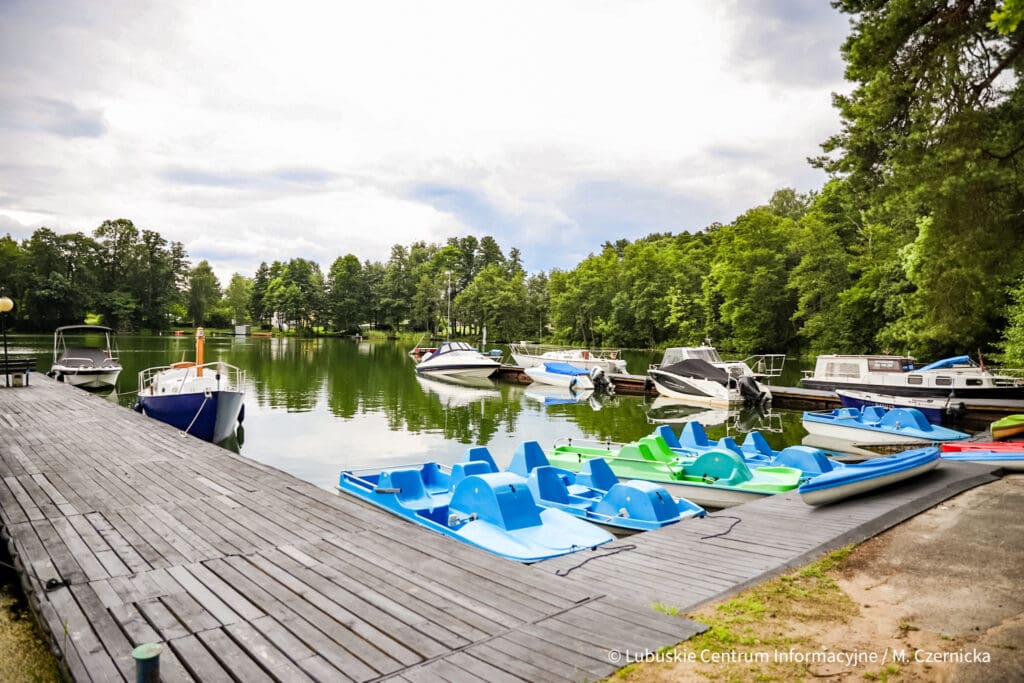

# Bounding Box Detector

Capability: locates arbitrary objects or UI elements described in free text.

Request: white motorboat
[509,342,627,374]
[48,325,122,389]
[647,344,779,407]
[657,344,786,380]
[415,341,500,380]
[801,354,1024,404]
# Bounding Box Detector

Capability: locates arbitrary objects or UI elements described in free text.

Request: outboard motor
[589,366,615,394]
[738,376,766,405]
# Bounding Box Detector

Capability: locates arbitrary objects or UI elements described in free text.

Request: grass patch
[0,591,60,682]
[612,547,859,682]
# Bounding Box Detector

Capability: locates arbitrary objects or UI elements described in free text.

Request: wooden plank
[276,544,476,649]
[224,621,316,682]
[69,582,136,680]
[165,564,244,627]
[210,555,399,678]
[196,628,276,683]
[446,651,528,682]
[303,539,502,639]
[249,550,429,664]
[169,634,236,683]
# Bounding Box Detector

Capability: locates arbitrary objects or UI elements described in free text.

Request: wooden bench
[1,355,36,386]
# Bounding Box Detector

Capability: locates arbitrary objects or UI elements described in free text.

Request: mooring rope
[699,514,743,540]
[555,543,637,577]
[181,394,210,437]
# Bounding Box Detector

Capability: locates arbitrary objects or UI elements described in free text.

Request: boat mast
[446,270,452,341]
[196,328,205,377]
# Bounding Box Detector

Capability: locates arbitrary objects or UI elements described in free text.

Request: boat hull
[799,448,940,506]
[800,420,932,445]
[138,390,244,443]
[523,366,594,390]
[53,367,122,389]
[939,452,1024,471]
[803,378,1024,403]
[835,390,949,424]
[649,370,737,407]
[416,364,499,379]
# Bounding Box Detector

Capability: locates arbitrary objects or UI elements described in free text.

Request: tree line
[2,2,1023,362]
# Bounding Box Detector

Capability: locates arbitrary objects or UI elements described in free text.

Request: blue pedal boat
[798,447,941,505]
[801,406,970,445]
[338,462,613,563]
[652,423,844,478]
[463,441,706,532]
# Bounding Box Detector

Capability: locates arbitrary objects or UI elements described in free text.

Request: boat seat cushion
[464,446,500,472]
[531,466,571,504]
[860,406,887,422]
[381,469,436,510]
[419,462,450,494]
[450,461,495,488]
[680,421,712,449]
[508,441,551,476]
[742,431,774,457]
[653,425,682,449]
[578,457,619,492]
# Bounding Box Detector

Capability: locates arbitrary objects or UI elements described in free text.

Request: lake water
[7,334,814,489]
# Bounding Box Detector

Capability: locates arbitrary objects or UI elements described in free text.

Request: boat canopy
[542,361,589,376]
[919,355,973,372]
[659,358,731,386]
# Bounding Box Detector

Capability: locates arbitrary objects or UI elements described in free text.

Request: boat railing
[551,436,628,451]
[743,354,786,378]
[509,342,624,363]
[138,361,246,393]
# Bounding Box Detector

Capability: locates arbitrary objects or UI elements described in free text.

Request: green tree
[818,0,1024,355]
[187,260,221,326]
[1000,273,1024,365]
[706,207,799,353]
[224,273,253,324]
[326,254,365,332]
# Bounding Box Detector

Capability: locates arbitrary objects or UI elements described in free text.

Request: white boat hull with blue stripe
[524,361,595,390]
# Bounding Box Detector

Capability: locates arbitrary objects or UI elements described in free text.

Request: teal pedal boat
[462,441,706,532]
[547,437,803,509]
[656,423,946,505]
[338,462,613,563]
[652,423,844,478]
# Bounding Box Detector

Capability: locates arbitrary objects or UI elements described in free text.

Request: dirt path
[614,474,1024,682]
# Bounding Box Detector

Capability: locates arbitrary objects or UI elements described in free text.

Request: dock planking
[1,378,704,681]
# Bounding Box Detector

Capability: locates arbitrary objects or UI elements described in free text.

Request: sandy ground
[616,473,1024,682]
[831,474,1024,682]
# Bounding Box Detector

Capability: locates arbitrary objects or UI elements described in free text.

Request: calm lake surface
[7,334,814,490]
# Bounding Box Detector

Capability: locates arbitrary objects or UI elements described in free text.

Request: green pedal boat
[547,435,803,508]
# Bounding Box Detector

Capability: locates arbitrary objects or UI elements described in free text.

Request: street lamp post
[0,296,12,388]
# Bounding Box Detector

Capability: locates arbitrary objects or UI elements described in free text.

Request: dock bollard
[132,643,162,682]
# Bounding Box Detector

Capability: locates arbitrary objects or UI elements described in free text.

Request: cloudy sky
[1,0,850,281]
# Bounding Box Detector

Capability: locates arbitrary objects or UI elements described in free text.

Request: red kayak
[942,441,1024,453]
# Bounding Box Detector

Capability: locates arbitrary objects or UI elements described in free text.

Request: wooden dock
[0,378,1003,681]
[0,379,702,682]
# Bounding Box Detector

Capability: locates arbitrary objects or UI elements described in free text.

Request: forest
[1,1,1023,362]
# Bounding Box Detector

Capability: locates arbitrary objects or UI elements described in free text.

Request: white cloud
[0,0,850,280]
